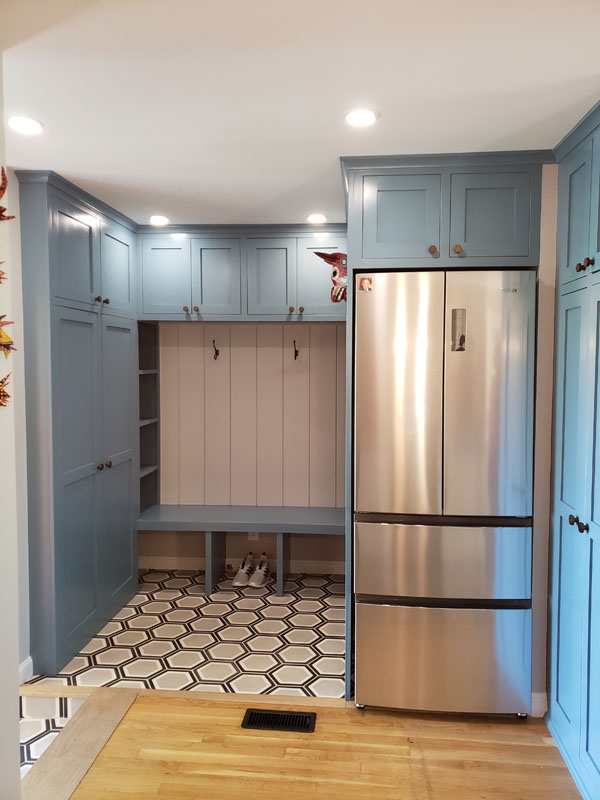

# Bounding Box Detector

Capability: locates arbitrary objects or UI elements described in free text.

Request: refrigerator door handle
[451,308,467,351]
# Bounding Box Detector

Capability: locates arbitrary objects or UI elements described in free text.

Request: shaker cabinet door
[557,140,593,286]
[297,237,347,317]
[449,171,531,259]
[100,220,136,317]
[191,238,241,315]
[247,238,297,314]
[141,237,192,314]
[361,174,441,260]
[50,195,100,306]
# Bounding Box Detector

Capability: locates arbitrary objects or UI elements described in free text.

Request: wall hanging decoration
[0,264,6,284]
[0,373,11,407]
[0,315,16,358]
[314,251,347,302]
[0,167,15,222]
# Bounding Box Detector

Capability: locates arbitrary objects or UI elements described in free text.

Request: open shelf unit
[138,322,160,513]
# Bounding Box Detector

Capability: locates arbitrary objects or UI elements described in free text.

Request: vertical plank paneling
[178,324,205,504]
[309,324,337,507]
[336,323,346,508]
[204,324,231,504]
[159,324,179,503]
[257,325,283,505]
[230,325,257,505]
[283,325,310,506]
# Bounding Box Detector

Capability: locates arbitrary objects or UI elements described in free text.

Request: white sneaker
[232,553,254,587]
[248,553,270,588]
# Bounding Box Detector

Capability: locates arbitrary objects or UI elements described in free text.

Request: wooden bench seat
[137,504,344,595]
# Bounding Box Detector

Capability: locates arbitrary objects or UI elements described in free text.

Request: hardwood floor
[64,691,580,800]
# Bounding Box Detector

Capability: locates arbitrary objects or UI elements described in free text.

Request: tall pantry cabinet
[549,121,600,800]
[18,172,139,674]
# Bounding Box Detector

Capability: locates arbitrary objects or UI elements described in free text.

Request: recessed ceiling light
[345,109,377,128]
[8,116,44,135]
[149,215,169,226]
[307,213,327,224]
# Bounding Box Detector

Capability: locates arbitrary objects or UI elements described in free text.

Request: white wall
[531,163,558,712]
[0,58,24,800]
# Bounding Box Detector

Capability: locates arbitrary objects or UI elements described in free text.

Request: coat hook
[293,340,299,360]
[213,339,220,360]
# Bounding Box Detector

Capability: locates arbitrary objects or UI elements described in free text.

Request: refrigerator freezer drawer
[355,603,531,713]
[354,522,532,600]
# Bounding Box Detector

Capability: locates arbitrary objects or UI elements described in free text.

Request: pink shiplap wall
[159,322,346,508]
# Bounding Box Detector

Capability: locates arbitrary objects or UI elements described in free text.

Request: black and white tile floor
[20,695,85,778]
[27,571,346,698]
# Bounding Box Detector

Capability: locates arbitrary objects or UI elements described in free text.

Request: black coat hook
[293,340,299,360]
[213,339,220,360]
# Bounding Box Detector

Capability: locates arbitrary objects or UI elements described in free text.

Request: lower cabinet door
[355,603,531,713]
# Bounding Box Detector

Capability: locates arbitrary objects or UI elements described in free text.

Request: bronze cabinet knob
[289,306,295,313]
[576,263,585,272]
[105,460,112,469]
[94,295,102,303]
[299,306,305,313]
[568,514,579,526]
[97,463,104,471]
[102,297,110,304]
[453,244,463,254]
[183,306,189,312]
[193,306,199,312]
[583,257,595,268]
[577,520,590,533]
[428,245,437,254]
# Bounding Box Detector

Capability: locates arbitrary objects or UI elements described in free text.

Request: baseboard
[138,555,345,575]
[19,656,33,684]
[531,692,547,718]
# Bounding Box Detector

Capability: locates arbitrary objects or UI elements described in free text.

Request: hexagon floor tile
[19,695,85,779]
[26,570,345,698]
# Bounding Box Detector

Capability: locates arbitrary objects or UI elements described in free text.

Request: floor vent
[241,708,316,733]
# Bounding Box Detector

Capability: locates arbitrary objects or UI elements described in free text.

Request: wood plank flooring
[68,692,580,800]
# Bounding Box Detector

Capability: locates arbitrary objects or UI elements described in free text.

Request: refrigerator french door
[354,269,535,714]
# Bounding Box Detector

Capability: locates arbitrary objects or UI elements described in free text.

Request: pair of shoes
[232,552,270,588]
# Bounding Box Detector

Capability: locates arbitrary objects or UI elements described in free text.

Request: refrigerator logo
[502,288,518,293]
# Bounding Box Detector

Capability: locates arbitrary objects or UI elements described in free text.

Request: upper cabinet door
[587,130,600,276]
[297,237,347,317]
[141,237,192,315]
[50,195,100,305]
[247,238,297,314]
[191,238,241,315]
[100,220,136,317]
[362,174,441,260]
[449,171,531,259]
[557,140,593,286]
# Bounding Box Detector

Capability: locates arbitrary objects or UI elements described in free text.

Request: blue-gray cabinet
[247,237,297,315]
[192,238,241,315]
[557,140,593,286]
[141,237,192,315]
[100,220,136,317]
[297,236,347,317]
[342,156,547,269]
[50,194,100,306]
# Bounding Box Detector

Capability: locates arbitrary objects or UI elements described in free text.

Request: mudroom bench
[136,505,345,595]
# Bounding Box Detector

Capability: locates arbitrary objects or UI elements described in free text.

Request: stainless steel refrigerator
[353,269,535,714]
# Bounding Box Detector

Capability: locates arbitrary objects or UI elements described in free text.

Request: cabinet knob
[453,244,463,254]
[102,297,110,305]
[97,463,104,471]
[577,520,590,534]
[289,306,295,313]
[576,262,585,272]
[183,306,189,313]
[568,514,580,527]
[299,306,305,313]
[193,306,199,313]
[584,257,595,268]
[94,296,102,303]
[428,245,437,255]
[105,460,112,469]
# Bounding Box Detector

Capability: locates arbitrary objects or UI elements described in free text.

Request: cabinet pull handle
[299,306,304,313]
[289,306,295,313]
[428,245,437,255]
[577,520,590,534]
[568,514,580,527]
[193,306,199,313]
[97,463,104,471]
[105,460,113,469]
[453,244,463,254]
[102,297,110,305]
[584,257,595,268]
[94,296,102,303]
[183,306,189,313]
[212,339,219,360]
[576,263,585,272]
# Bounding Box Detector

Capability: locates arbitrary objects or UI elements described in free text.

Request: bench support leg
[205,531,226,594]
[276,532,290,597]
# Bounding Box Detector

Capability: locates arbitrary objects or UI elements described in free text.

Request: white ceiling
[3,0,600,224]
